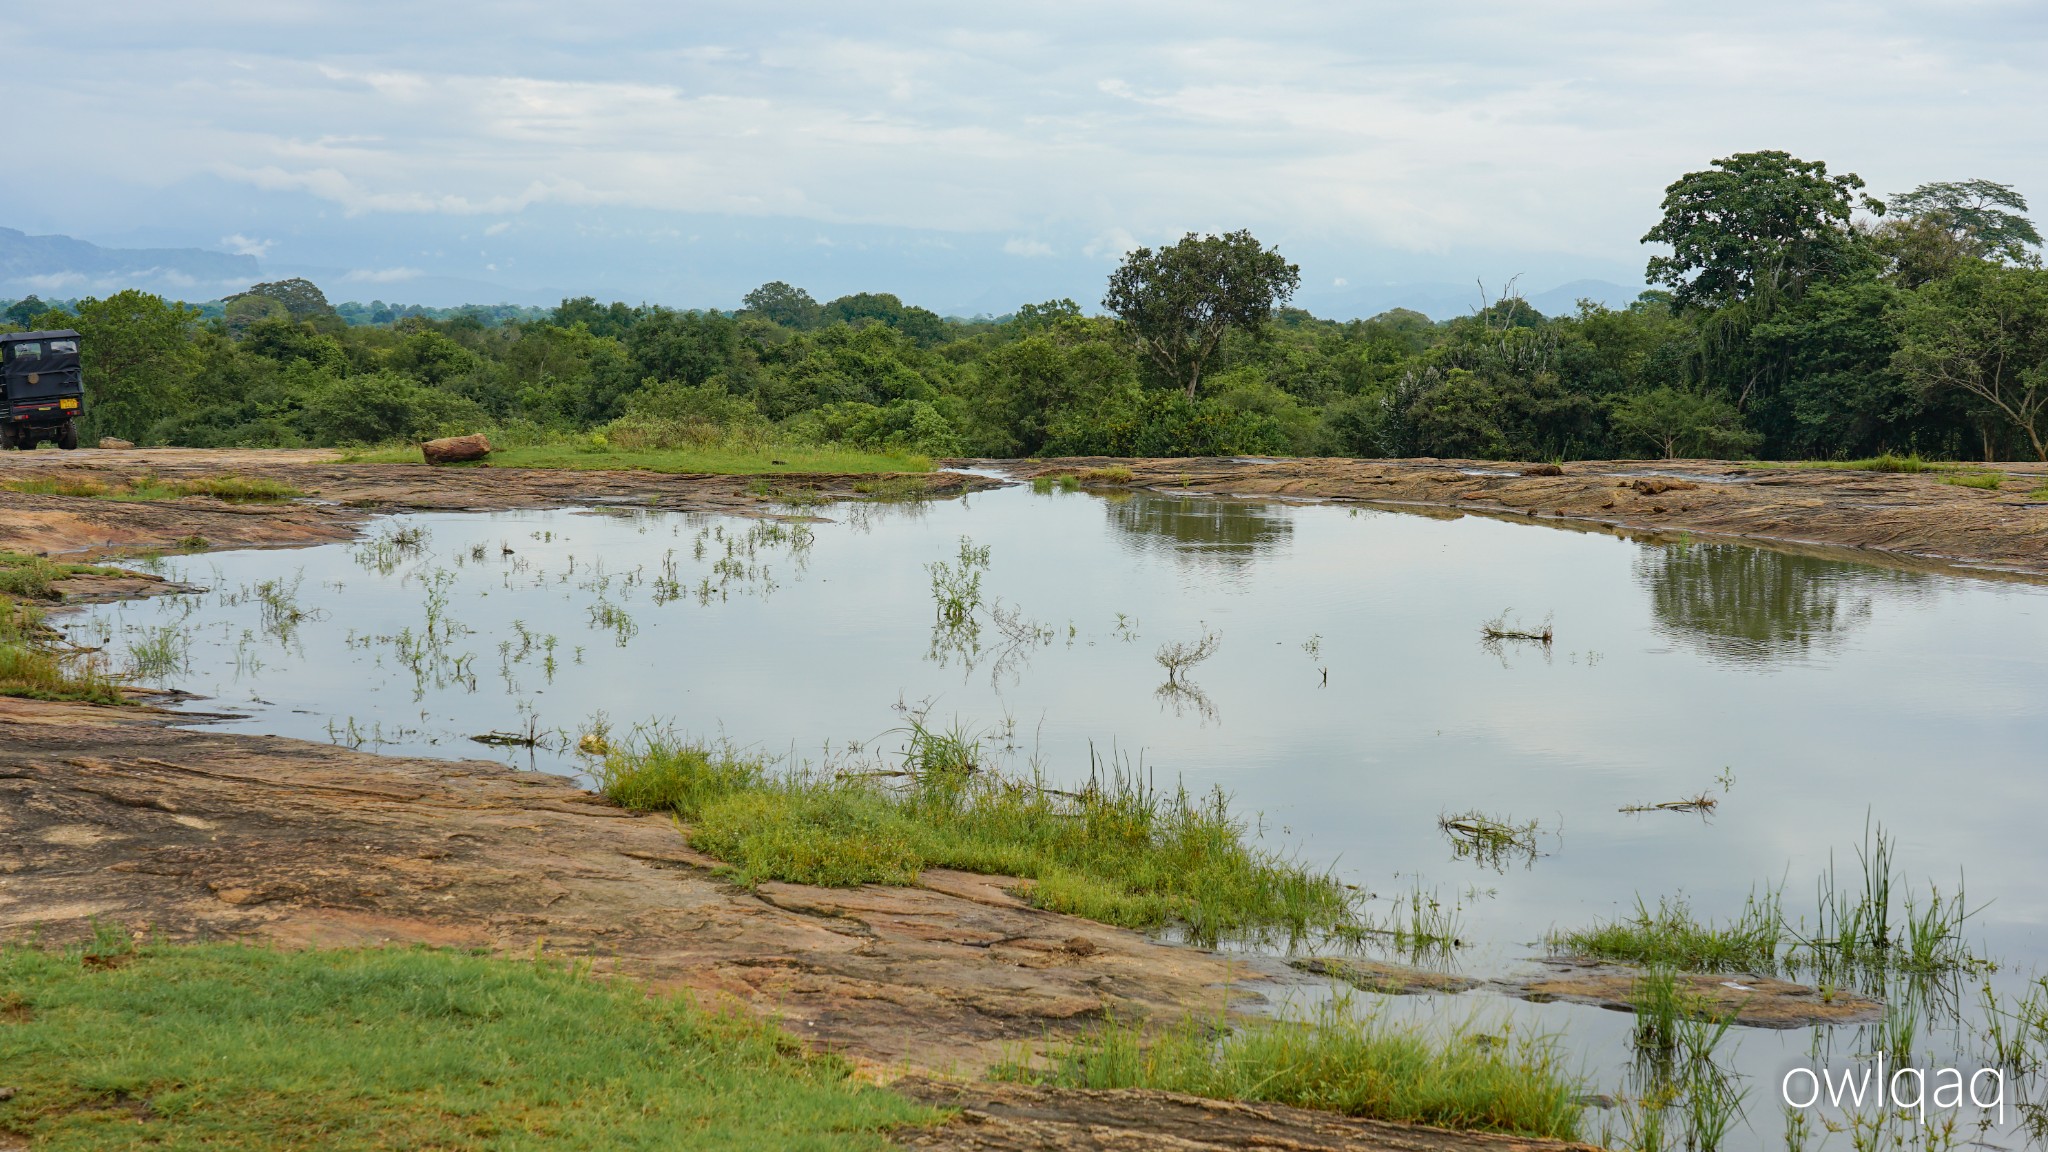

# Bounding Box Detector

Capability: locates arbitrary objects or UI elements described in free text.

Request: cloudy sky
[7,1,2045,314]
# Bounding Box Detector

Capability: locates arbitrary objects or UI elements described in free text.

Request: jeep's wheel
[57,421,79,450]
[0,423,14,450]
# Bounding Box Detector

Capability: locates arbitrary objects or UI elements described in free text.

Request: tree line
[5,151,2043,461]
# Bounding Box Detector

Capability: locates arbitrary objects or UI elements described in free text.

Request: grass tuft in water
[595,724,1362,946]
[992,1001,1586,1141]
[0,939,930,1150]
[1549,893,1785,973]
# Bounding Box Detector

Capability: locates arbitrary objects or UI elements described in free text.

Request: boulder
[422,434,492,465]
[1632,477,1697,495]
[97,437,135,450]
[1521,463,1564,477]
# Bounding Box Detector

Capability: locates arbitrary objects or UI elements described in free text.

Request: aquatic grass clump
[1548,892,1785,973]
[598,726,1362,946]
[0,635,125,703]
[0,939,929,1150]
[1938,471,2005,490]
[0,551,124,602]
[593,741,767,818]
[994,1002,1586,1141]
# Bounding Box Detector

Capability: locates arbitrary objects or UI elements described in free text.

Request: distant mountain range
[0,227,258,300]
[0,224,1644,323]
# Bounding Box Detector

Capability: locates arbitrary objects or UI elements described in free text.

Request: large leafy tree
[1888,180,2042,265]
[1893,263,2048,460]
[66,290,203,442]
[1104,230,1300,399]
[1643,151,1872,309]
[740,282,822,330]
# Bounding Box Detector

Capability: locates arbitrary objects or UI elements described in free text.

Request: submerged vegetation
[995,1001,1585,1141]
[593,718,1361,946]
[0,937,930,1150]
[1551,822,1982,985]
[0,551,126,703]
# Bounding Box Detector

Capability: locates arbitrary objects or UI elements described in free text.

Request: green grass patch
[594,727,1361,947]
[0,599,125,704]
[1547,893,1784,972]
[0,473,300,503]
[1939,471,2005,490]
[0,551,125,601]
[0,938,932,1151]
[343,441,930,476]
[994,1003,1584,1141]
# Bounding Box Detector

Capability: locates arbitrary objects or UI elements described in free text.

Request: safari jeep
[0,329,85,449]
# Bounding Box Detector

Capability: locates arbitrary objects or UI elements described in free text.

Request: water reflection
[1103,494,1293,566]
[1635,543,1931,663]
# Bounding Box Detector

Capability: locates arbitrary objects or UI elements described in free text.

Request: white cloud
[221,233,273,257]
[4,2,2045,300]
[341,266,424,283]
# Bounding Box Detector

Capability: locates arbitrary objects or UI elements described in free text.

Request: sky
[6,1,2045,316]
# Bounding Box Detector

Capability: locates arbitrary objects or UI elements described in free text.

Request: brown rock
[1510,961,1881,1028]
[1630,477,1697,495]
[97,438,135,450]
[421,433,492,465]
[1521,463,1564,477]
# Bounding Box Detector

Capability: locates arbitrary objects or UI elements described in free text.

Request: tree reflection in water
[1635,543,1931,664]
[1103,494,1292,568]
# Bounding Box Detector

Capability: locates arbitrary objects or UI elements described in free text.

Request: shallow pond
[74,483,2048,1149]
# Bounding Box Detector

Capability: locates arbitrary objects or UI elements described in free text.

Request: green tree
[740,282,822,330]
[298,370,483,445]
[66,290,203,443]
[1888,180,2042,265]
[1643,151,1872,309]
[1893,263,2048,460]
[231,278,335,321]
[1609,387,1760,459]
[1104,230,1300,399]
[4,296,45,328]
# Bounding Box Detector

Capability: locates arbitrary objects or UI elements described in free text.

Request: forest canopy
[6,154,2044,462]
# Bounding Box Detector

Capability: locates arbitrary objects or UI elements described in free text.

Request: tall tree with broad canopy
[1643,151,1874,309]
[1104,230,1300,399]
[1887,180,2043,266]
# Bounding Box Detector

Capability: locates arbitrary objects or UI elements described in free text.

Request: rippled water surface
[74,483,2048,1148]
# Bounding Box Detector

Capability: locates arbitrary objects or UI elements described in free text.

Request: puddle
[67,484,2048,1148]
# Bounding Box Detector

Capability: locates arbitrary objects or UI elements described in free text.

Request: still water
[72,484,2048,1147]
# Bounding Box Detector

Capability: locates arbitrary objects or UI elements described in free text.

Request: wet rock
[1521,464,1565,477]
[97,438,135,450]
[1290,957,1480,995]
[422,433,492,465]
[1509,960,1881,1028]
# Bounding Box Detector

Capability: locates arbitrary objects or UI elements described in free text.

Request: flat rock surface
[1513,960,1882,1028]
[891,1078,1595,1151]
[0,448,994,559]
[1285,955,1880,1028]
[0,696,1267,1072]
[1002,456,2048,581]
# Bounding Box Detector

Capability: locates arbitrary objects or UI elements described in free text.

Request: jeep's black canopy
[0,330,82,344]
